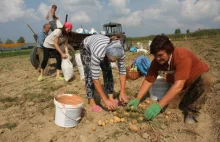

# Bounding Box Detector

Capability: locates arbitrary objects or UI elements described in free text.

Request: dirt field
[0,37,219,142]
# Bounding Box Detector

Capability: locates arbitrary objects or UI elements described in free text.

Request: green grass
[0,49,31,58]
[0,123,17,130]
[0,97,18,103]
[22,92,54,101]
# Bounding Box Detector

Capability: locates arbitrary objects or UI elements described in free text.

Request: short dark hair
[150,35,174,55]
[43,23,50,28]
[52,5,57,9]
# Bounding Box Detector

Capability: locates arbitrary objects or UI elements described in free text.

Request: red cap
[64,22,72,30]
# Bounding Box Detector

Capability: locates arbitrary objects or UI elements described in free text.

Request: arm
[54,36,65,56]
[127,60,158,109]
[137,79,153,100]
[158,80,185,108]
[117,55,128,102]
[144,58,192,120]
[91,54,116,109]
[51,8,58,20]
[119,74,126,93]
[93,80,108,101]
[64,38,68,53]
[159,58,192,108]
[37,32,45,48]
[46,13,49,20]
[117,55,126,91]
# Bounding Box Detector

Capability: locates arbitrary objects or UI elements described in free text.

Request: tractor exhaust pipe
[65,14,68,22]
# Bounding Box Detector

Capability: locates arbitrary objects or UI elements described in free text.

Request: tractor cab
[103,22,123,36]
[103,22,130,51]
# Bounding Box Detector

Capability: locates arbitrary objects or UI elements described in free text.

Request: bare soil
[0,37,219,142]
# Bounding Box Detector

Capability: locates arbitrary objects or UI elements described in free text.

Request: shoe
[185,115,198,124]
[38,76,43,81]
[56,77,65,81]
[90,105,102,112]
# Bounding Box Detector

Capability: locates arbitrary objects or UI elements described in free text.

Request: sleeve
[145,59,159,83]
[174,57,192,81]
[118,55,126,75]
[37,32,45,48]
[53,29,62,38]
[91,53,101,80]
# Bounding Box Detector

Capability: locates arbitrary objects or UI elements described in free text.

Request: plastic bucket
[54,94,84,128]
[149,76,171,101]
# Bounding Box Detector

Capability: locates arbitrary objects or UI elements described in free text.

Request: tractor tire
[60,44,77,67]
[30,47,39,69]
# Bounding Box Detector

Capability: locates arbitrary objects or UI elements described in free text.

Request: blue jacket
[37,30,48,48]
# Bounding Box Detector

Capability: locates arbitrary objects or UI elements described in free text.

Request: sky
[0,0,219,43]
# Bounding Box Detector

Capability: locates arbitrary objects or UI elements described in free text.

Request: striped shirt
[83,34,126,80]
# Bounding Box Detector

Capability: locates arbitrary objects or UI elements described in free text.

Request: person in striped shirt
[80,34,128,112]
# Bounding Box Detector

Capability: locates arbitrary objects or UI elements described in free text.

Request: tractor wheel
[60,44,77,67]
[30,47,39,69]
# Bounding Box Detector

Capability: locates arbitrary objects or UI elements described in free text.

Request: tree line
[0,36,25,44]
[128,28,220,42]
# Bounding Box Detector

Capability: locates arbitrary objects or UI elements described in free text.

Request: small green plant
[0,123,17,130]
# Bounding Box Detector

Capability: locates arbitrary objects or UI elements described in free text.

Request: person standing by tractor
[46,5,59,31]
[80,34,128,112]
[38,22,73,81]
[36,23,51,72]
[127,34,214,124]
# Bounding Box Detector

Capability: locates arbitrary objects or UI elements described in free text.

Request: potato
[165,111,171,115]
[137,117,144,122]
[113,111,118,116]
[98,120,103,126]
[128,124,139,132]
[110,119,114,123]
[132,119,138,124]
[120,118,125,122]
[165,115,169,119]
[102,122,106,126]
[92,127,96,131]
[113,116,121,123]
[130,106,134,111]
[138,104,143,108]
[141,104,147,109]
[140,124,147,130]
[123,112,130,117]
[105,120,109,124]
[130,112,137,118]
[145,100,151,104]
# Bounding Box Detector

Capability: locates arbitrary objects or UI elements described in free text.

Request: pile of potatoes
[97,99,173,132]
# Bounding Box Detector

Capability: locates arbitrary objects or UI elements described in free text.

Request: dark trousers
[41,47,62,70]
[168,72,214,117]
[80,44,114,99]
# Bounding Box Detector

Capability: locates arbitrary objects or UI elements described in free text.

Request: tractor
[103,22,131,51]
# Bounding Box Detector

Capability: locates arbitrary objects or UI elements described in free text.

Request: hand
[119,91,128,103]
[126,98,140,110]
[61,53,67,59]
[104,99,117,110]
[144,103,162,120]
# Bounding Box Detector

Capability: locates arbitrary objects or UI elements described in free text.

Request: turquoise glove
[144,103,161,120]
[126,98,140,110]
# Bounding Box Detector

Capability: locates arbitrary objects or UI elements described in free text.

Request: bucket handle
[58,106,81,122]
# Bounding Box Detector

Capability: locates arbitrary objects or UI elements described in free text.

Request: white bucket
[149,76,171,101]
[54,94,84,128]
